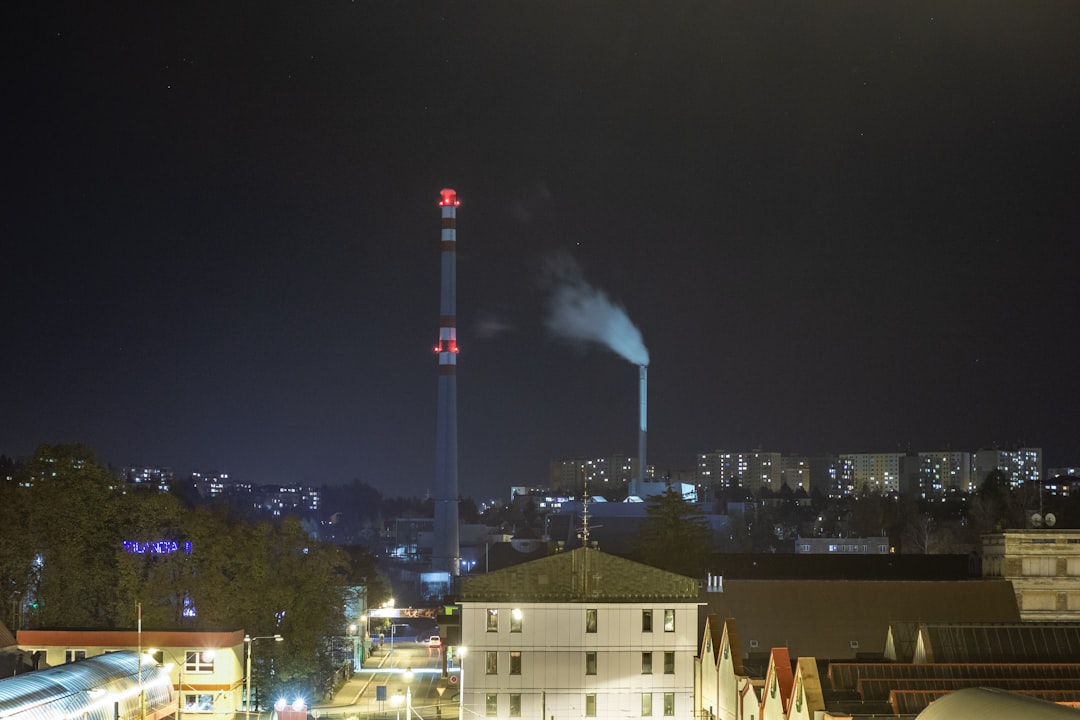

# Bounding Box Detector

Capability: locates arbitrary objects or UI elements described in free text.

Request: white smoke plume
[544,254,649,366]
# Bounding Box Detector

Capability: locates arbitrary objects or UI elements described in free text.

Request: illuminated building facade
[696,451,783,494]
[549,456,646,494]
[982,529,1080,621]
[916,451,972,494]
[972,447,1043,489]
[837,453,904,494]
[459,547,699,720]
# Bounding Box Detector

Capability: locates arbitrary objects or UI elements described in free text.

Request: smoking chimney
[637,364,647,494]
[433,188,461,576]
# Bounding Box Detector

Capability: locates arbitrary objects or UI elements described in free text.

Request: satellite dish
[1031,513,1043,528]
[1045,513,1057,527]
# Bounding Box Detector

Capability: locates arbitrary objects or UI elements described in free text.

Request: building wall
[461,601,698,720]
[839,453,903,494]
[16,630,245,719]
[916,451,972,494]
[982,530,1080,621]
[972,448,1042,489]
[697,452,783,494]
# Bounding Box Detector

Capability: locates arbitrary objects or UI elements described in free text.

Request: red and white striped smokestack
[433,188,461,576]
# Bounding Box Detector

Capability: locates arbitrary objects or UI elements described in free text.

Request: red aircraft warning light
[439,188,460,207]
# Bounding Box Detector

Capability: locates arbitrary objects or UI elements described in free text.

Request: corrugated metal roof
[0,651,173,720]
[922,624,1080,663]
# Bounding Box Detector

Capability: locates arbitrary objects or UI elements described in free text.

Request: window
[510,651,521,675]
[641,652,653,674]
[663,609,675,632]
[509,694,521,718]
[485,694,498,717]
[487,608,499,632]
[642,609,653,632]
[510,608,523,633]
[585,608,597,633]
[664,651,675,674]
[486,651,498,675]
[185,650,214,673]
[183,694,215,712]
[663,693,675,716]
[585,694,597,717]
[585,651,597,675]
[641,693,653,717]
[65,649,87,663]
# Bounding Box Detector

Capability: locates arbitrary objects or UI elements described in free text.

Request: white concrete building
[459,546,700,720]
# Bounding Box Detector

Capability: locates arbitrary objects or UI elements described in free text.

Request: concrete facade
[982,529,1080,621]
[459,547,699,720]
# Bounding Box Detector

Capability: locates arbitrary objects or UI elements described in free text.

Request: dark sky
[4,2,1079,501]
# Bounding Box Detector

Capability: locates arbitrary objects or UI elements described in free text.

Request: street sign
[449,675,458,684]
[376,685,387,701]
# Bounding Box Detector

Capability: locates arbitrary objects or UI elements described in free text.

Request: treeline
[0,444,385,702]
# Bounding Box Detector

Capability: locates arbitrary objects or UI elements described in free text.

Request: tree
[637,483,712,577]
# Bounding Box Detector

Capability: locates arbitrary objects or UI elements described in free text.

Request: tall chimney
[636,364,647,495]
[433,188,461,576]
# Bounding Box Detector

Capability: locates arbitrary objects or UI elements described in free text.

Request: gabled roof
[760,647,794,716]
[460,546,698,602]
[701,614,726,668]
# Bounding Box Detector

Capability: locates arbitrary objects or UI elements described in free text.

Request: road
[314,639,460,720]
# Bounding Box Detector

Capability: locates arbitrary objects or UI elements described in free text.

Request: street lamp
[244,634,283,719]
[457,648,467,720]
[390,623,408,658]
[403,667,413,720]
[148,647,213,720]
[360,617,369,669]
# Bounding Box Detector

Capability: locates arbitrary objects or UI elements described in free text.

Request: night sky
[4,2,1079,500]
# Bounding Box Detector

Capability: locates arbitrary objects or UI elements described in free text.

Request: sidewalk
[316,647,390,711]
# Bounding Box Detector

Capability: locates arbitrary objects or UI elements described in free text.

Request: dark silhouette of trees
[2,443,359,705]
[638,482,713,577]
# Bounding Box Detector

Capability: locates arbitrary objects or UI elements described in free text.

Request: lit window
[510,651,521,675]
[486,651,498,675]
[642,652,653,674]
[511,608,523,633]
[487,609,499,632]
[641,693,653,717]
[585,651,597,675]
[664,651,675,674]
[663,693,675,716]
[185,651,215,673]
[585,694,597,717]
[664,609,675,632]
[586,608,597,633]
[485,694,498,717]
[642,609,653,632]
[183,694,215,712]
[509,694,521,717]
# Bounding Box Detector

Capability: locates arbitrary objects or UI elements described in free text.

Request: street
[313,639,460,720]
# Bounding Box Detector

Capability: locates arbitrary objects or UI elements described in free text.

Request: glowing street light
[244,634,283,719]
[390,623,408,658]
[148,647,214,720]
[457,648,467,719]
[403,667,414,720]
